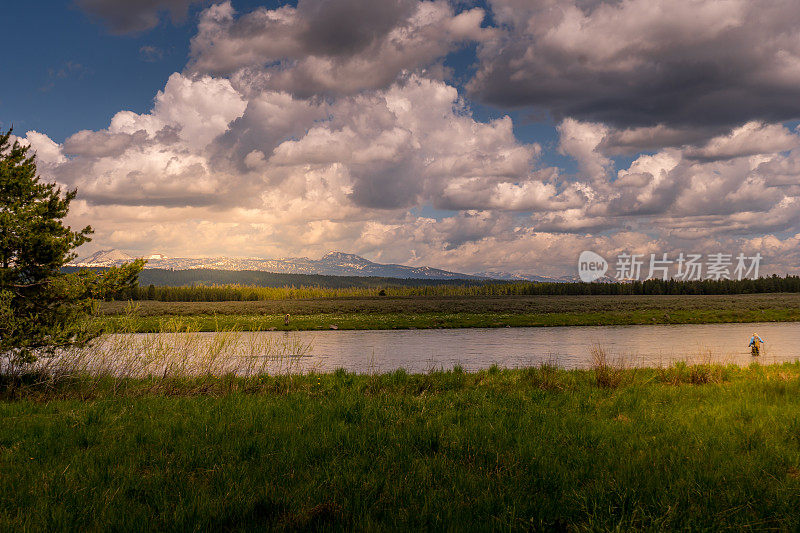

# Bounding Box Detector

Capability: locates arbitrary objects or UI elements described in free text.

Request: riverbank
[3,362,800,529]
[97,293,800,332]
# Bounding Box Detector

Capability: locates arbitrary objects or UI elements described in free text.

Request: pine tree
[0,128,143,366]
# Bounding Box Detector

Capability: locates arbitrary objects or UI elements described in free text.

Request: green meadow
[5,292,800,530]
[97,293,800,332]
[4,362,800,530]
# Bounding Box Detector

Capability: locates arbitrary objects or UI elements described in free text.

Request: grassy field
[97,293,800,332]
[4,362,800,530]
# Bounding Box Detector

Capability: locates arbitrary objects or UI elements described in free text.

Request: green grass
[4,363,800,530]
[96,293,800,332]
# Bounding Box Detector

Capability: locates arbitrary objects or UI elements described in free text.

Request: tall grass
[127,274,800,302]
[589,344,630,388]
[4,362,800,530]
[132,281,577,301]
[0,312,314,399]
[2,331,755,401]
[657,350,733,385]
[521,359,565,390]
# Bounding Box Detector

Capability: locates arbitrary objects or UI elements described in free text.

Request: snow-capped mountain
[474,270,567,283]
[474,270,618,283]
[70,249,481,280]
[71,249,134,266]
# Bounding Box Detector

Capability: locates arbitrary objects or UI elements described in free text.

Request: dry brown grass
[589,344,630,388]
[0,312,315,400]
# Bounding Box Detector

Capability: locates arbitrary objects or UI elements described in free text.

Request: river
[63,321,800,376]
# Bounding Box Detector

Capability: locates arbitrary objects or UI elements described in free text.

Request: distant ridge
[70,249,481,280]
[71,249,590,282]
[75,249,134,265]
[473,270,577,283]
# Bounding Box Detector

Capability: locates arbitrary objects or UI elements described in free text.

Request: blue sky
[4,0,800,275]
[2,1,225,141]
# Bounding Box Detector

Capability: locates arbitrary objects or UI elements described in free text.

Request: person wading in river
[749,332,765,356]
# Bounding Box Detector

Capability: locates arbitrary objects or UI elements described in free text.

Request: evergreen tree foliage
[0,129,144,365]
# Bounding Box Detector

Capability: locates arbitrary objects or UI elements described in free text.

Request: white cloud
[684,122,800,161]
[24,131,66,165]
[15,1,800,277]
[188,0,493,95]
[557,118,611,182]
[22,71,560,260]
[109,73,247,150]
[23,72,800,275]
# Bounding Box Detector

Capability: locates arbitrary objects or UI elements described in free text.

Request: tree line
[91,274,800,302]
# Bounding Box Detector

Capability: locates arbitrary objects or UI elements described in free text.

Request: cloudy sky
[3,0,800,276]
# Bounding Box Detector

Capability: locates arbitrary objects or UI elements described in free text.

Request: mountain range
[71,249,473,280]
[70,249,579,282]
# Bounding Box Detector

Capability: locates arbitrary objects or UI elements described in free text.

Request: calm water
[93,321,800,375]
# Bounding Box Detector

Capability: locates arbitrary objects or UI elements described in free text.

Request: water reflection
[79,321,800,375]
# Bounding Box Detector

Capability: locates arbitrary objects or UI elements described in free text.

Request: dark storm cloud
[75,0,206,34]
[468,0,800,129]
[296,0,417,57]
[188,0,489,95]
[597,125,723,156]
[348,159,422,209]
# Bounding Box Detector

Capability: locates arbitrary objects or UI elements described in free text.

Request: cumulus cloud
[24,78,800,275]
[24,132,66,165]
[23,70,553,236]
[598,125,719,155]
[502,115,800,260]
[684,122,800,161]
[188,0,492,95]
[33,74,248,208]
[19,1,800,276]
[469,0,800,131]
[259,77,542,210]
[557,118,612,182]
[76,0,206,33]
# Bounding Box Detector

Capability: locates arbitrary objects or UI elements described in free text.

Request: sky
[3,0,800,277]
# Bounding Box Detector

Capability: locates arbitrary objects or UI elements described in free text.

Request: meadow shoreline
[7,296,799,528]
[96,292,800,332]
[4,362,800,529]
